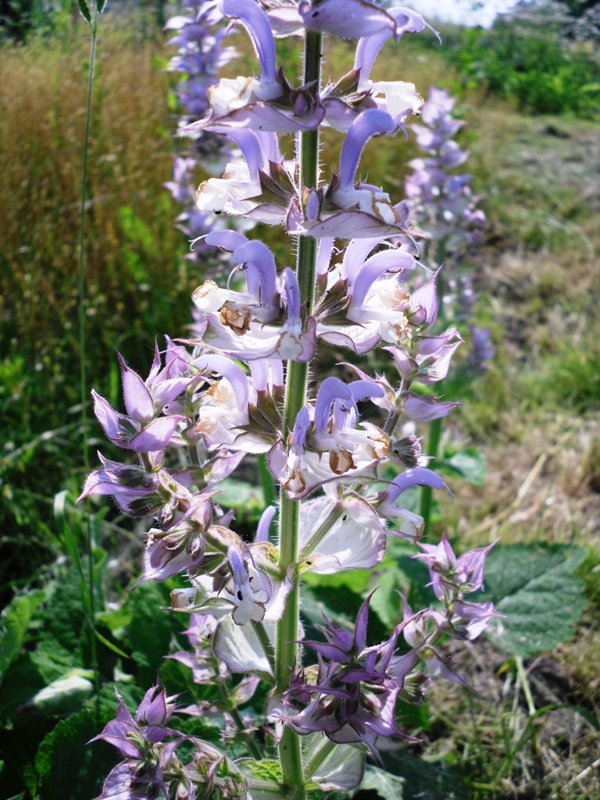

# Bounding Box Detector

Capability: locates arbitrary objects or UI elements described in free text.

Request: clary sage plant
[83,2,502,797]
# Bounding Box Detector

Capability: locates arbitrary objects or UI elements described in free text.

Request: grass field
[0,9,598,799]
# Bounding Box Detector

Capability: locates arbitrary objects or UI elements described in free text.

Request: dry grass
[0,19,186,395]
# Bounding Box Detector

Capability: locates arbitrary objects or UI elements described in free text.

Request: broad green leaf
[128,582,179,686]
[237,758,282,784]
[30,639,77,683]
[0,590,45,685]
[35,707,117,800]
[236,758,285,798]
[38,572,87,656]
[20,671,94,717]
[95,605,132,635]
[478,544,588,657]
[54,492,92,618]
[176,715,223,744]
[438,448,486,487]
[355,765,404,799]
[303,569,371,594]
[369,568,403,629]
[0,653,47,722]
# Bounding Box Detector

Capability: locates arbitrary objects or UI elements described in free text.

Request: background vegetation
[0,2,599,798]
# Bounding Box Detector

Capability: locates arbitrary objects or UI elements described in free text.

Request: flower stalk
[275,29,323,799]
[85,5,505,799]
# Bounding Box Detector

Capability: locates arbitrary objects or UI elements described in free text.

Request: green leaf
[438,448,486,487]
[38,573,87,657]
[214,479,264,518]
[355,766,404,799]
[30,638,78,683]
[236,758,286,798]
[77,0,92,25]
[54,492,91,617]
[96,0,107,13]
[237,758,282,784]
[128,582,179,686]
[369,568,402,629]
[0,590,45,685]
[21,671,94,717]
[0,652,48,722]
[478,544,588,657]
[35,707,117,800]
[95,606,132,635]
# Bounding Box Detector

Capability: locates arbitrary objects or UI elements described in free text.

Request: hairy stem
[275,28,323,800]
[259,453,277,509]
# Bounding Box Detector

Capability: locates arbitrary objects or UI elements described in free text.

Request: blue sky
[402,0,521,27]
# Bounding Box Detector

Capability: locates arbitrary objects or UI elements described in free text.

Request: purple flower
[91,351,191,453]
[416,532,499,600]
[269,378,389,498]
[181,0,326,134]
[168,613,224,685]
[90,685,184,800]
[192,236,317,361]
[405,86,486,257]
[374,468,451,542]
[283,596,420,759]
[138,493,213,583]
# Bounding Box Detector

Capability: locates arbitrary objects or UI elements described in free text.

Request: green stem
[79,14,100,714]
[78,18,98,476]
[419,414,442,538]
[275,28,322,800]
[259,453,277,509]
[515,656,536,717]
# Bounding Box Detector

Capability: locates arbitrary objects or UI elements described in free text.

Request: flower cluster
[405,87,485,257]
[164,0,251,261]
[92,683,245,799]
[87,2,502,797]
[405,86,493,371]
